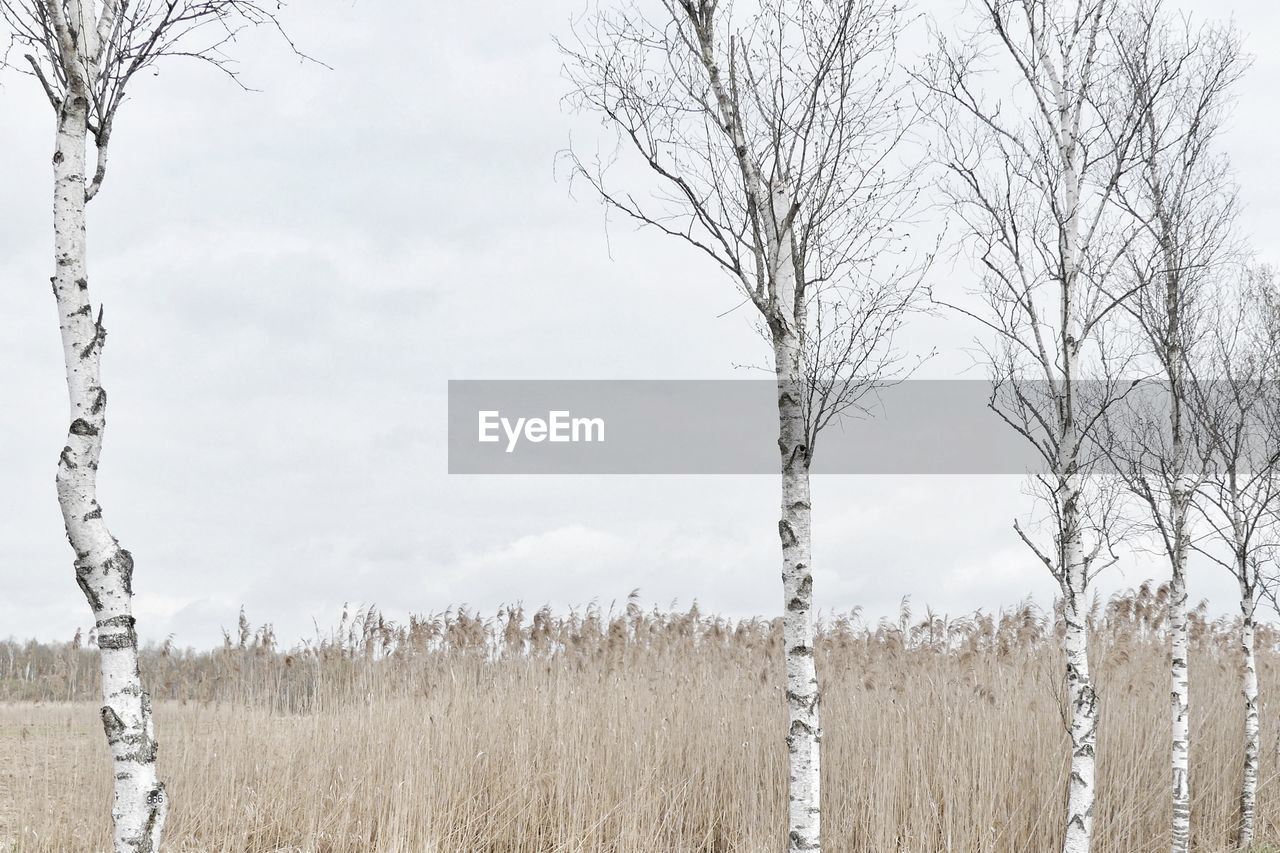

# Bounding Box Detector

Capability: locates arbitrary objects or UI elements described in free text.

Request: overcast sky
[1,0,1277,648]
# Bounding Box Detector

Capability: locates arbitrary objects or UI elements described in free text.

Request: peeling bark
[1060,479,1095,853]
[50,79,167,853]
[1165,274,1191,853]
[1237,580,1259,847]
[5,0,298,846]
[770,183,821,853]
[1151,116,1193,853]
[1058,103,1097,853]
[1168,482,1191,853]
[1168,552,1191,853]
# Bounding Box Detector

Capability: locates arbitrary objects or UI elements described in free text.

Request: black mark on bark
[778,520,797,548]
[79,306,107,358]
[75,565,101,611]
[108,549,135,597]
[101,705,125,741]
[96,614,138,650]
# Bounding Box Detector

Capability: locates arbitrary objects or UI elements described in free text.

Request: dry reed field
[1,586,1278,852]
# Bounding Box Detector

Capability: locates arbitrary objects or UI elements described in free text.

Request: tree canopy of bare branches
[2,1,298,200]
[1191,267,1280,847]
[920,2,1148,850]
[561,2,927,849]
[1102,7,1246,847]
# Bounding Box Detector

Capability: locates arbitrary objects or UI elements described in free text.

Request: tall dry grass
[0,585,1277,852]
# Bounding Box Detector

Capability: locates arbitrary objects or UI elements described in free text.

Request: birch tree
[0,2,299,850]
[1105,9,1245,849]
[921,3,1143,850]
[560,2,925,848]
[1191,267,1280,849]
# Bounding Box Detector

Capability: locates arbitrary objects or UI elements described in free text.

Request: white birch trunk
[1168,460,1191,853]
[1057,95,1096,853]
[1060,488,1097,853]
[1155,137,1193,853]
[770,182,821,853]
[51,86,168,852]
[1168,534,1191,853]
[1238,583,1259,847]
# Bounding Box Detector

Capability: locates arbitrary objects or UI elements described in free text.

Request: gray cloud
[1,0,1274,647]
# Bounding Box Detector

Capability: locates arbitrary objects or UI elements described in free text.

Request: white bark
[1060,478,1096,853]
[1058,78,1096,853]
[1164,243,1192,853]
[1168,402,1191,853]
[1144,99,1196,853]
[1168,534,1191,853]
[50,62,167,853]
[2,0,297,847]
[1238,586,1259,847]
[770,182,821,853]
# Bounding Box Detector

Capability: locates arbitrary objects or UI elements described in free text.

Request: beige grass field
[1,586,1277,852]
